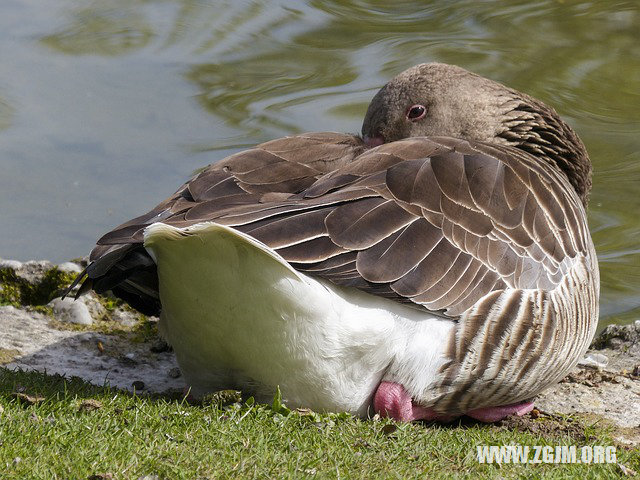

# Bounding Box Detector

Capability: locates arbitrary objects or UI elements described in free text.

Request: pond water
[0,0,638,329]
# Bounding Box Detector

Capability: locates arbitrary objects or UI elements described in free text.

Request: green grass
[0,369,637,479]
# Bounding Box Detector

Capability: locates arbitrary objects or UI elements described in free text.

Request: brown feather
[86,133,590,320]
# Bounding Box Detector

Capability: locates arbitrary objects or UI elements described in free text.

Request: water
[0,0,638,329]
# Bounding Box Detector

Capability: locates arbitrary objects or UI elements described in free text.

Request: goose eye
[406,104,426,121]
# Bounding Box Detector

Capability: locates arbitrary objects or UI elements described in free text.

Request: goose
[72,63,599,422]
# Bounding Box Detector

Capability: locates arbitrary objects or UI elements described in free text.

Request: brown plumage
[74,63,599,419]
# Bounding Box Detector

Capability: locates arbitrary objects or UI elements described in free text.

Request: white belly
[144,222,453,416]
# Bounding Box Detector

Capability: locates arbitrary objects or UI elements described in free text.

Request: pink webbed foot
[373,381,534,423]
[466,401,535,422]
[373,381,457,422]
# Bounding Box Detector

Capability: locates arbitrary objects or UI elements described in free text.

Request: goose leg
[465,401,534,422]
[374,381,457,422]
[374,381,534,423]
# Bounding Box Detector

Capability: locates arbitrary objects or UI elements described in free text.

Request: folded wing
[83,134,590,319]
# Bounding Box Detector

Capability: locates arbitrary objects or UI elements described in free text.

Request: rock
[0,257,103,325]
[118,353,137,366]
[78,399,103,412]
[0,303,182,394]
[88,474,114,480]
[49,297,93,325]
[109,307,140,327]
[57,262,83,274]
[201,389,242,407]
[591,321,640,350]
[13,260,55,284]
[0,258,77,306]
[0,258,23,269]
[132,380,145,391]
[81,293,107,321]
[150,339,171,353]
[537,321,640,444]
[577,352,609,369]
[0,347,21,364]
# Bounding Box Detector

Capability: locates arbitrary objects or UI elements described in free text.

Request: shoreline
[1,257,639,445]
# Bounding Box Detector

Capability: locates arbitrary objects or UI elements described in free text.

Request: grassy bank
[1,369,636,479]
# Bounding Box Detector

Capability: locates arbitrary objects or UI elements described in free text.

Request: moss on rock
[0,348,21,365]
[0,267,76,307]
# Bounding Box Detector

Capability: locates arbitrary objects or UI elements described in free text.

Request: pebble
[48,297,93,325]
[15,260,55,283]
[150,339,171,353]
[57,261,83,274]
[110,308,139,327]
[132,380,145,391]
[119,353,137,366]
[578,352,609,369]
[0,258,23,269]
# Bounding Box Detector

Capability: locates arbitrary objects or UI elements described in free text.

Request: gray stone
[15,260,55,284]
[538,320,640,444]
[49,296,93,325]
[0,303,182,394]
[80,293,107,322]
[57,261,83,274]
[110,307,140,327]
[0,258,23,269]
[591,322,640,350]
[577,352,609,369]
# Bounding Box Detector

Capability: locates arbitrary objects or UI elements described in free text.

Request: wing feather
[84,135,590,320]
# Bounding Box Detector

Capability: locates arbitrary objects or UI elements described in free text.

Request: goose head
[361,63,593,205]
